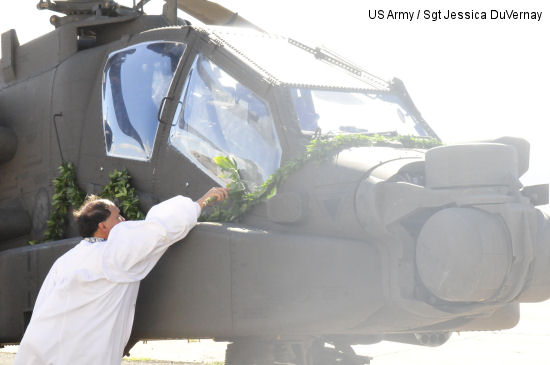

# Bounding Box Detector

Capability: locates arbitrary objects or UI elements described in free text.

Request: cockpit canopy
[169,54,282,188]
[101,27,435,188]
[102,41,186,161]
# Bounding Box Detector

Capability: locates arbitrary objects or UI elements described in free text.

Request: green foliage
[101,169,145,221]
[41,164,144,243]
[200,156,248,222]
[43,162,86,241]
[200,134,441,222]
[42,134,440,240]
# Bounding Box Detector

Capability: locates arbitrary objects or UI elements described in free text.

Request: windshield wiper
[367,131,398,137]
[339,126,369,133]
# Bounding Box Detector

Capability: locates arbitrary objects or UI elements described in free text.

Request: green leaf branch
[101,169,145,221]
[43,162,86,241]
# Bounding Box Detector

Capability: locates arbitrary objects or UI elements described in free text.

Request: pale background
[1,0,549,363]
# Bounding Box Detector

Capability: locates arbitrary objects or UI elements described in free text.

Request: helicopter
[1,1,550,364]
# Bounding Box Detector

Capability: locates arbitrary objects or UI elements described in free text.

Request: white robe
[14,196,200,365]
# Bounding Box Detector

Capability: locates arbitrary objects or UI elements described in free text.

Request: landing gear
[224,338,371,365]
[311,340,372,365]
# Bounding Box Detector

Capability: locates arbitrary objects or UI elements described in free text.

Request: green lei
[200,134,441,222]
[40,134,439,241]
[41,164,144,242]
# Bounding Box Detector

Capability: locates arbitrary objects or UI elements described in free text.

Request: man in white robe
[14,187,228,365]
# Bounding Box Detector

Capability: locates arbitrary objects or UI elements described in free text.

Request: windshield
[290,88,429,137]
[169,54,281,189]
[102,41,185,160]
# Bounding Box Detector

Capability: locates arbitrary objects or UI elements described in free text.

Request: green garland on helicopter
[40,134,440,242]
[201,134,441,222]
[41,165,144,242]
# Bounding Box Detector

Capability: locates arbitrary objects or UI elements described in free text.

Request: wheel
[225,340,275,365]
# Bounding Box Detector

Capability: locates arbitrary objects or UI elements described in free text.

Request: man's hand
[196,187,229,210]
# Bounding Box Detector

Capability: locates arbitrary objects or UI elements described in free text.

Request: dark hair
[73,195,113,237]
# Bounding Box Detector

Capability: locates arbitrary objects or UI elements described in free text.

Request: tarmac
[1,300,549,364]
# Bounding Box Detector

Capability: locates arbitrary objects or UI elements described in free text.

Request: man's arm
[101,187,228,282]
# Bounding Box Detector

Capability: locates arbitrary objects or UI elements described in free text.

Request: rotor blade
[176,0,264,31]
[136,0,153,9]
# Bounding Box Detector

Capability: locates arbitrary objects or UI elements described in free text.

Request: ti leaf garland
[42,163,144,242]
[42,134,440,241]
[101,169,145,221]
[200,134,441,222]
[43,162,86,241]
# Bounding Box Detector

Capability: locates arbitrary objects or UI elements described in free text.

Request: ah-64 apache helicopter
[1,0,550,364]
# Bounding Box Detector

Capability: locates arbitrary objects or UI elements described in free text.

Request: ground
[1,300,549,364]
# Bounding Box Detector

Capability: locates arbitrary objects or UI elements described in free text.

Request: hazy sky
[222,0,550,186]
[1,1,550,360]
[1,0,549,188]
